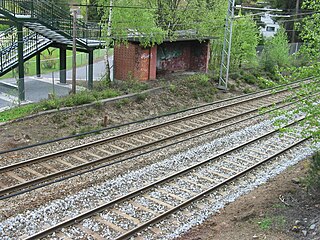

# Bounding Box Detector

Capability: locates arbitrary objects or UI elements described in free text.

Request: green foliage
[99,0,166,46]
[282,63,320,81]
[81,0,102,21]
[99,0,227,47]
[271,0,320,144]
[306,152,320,189]
[258,218,273,230]
[0,88,120,122]
[0,104,36,122]
[243,72,256,84]
[168,84,177,93]
[41,49,57,69]
[260,27,290,73]
[116,79,149,93]
[0,24,9,31]
[297,0,320,62]
[231,15,260,70]
[256,77,277,89]
[115,98,130,108]
[55,0,70,12]
[257,216,286,231]
[187,74,210,87]
[184,74,217,102]
[135,92,148,103]
[243,87,254,94]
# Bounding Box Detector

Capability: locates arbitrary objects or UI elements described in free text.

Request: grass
[183,73,217,102]
[258,218,273,230]
[0,88,120,122]
[0,48,107,80]
[0,104,36,122]
[257,216,287,231]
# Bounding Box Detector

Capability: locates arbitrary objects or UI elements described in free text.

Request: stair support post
[17,23,25,102]
[59,46,67,84]
[88,49,94,90]
[36,53,41,77]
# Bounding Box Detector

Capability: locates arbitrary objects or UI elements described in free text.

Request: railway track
[0,82,307,199]
[21,119,308,240]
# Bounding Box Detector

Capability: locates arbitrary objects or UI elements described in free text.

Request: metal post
[291,0,300,43]
[36,52,41,77]
[72,10,77,94]
[59,46,67,84]
[51,71,55,96]
[88,49,94,90]
[218,0,235,91]
[17,23,25,101]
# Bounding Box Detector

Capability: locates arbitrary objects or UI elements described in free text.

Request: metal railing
[0,27,51,74]
[0,0,102,43]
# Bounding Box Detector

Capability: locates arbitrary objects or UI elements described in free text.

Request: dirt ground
[0,75,319,239]
[0,75,244,151]
[178,160,320,240]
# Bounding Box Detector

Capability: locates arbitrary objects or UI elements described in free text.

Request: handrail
[0,26,16,38]
[0,27,51,74]
[0,0,102,43]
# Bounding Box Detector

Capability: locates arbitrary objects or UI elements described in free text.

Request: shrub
[257,77,277,89]
[306,152,320,190]
[243,73,256,84]
[260,27,291,73]
[135,93,148,103]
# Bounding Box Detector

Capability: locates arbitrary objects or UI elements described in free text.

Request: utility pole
[218,3,283,90]
[218,0,235,91]
[72,9,77,94]
[291,0,300,44]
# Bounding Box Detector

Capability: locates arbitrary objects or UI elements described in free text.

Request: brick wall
[190,41,210,72]
[157,40,209,74]
[114,43,156,81]
[114,40,209,81]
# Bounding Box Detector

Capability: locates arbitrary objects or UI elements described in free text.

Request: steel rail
[0,96,295,200]
[115,137,310,240]
[0,96,297,198]
[0,77,315,156]
[2,92,317,199]
[24,119,304,240]
[0,86,297,172]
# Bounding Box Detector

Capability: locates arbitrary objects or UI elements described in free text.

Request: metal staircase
[0,0,103,48]
[0,26,52,75]
[0,0,104,100]
[0,0,104,76]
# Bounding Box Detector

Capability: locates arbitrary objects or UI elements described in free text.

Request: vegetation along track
[23,119,309,239]
[0,78,315,199]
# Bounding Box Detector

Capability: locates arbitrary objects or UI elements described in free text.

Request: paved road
[0,58,112,111]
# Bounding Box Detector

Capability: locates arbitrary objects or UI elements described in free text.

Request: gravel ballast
[0,111,316,239]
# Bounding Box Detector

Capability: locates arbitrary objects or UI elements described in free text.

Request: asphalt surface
[0,59,112,111]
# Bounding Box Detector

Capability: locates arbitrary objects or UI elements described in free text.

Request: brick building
[114,38,211,81]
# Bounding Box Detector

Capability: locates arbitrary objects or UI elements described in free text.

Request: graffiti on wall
[157,46,182,60]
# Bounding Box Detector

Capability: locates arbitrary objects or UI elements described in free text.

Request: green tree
[52,0,70,12]
[97,0,228,81]
[260,27,290,73]
[298,0,320,62]
[231,14,260,70]
[81,0,103,22]
[277,0,320,143]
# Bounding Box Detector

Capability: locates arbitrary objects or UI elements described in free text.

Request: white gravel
[0,114,312,239]
[149,141,320,240]
[0,88,292,166]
